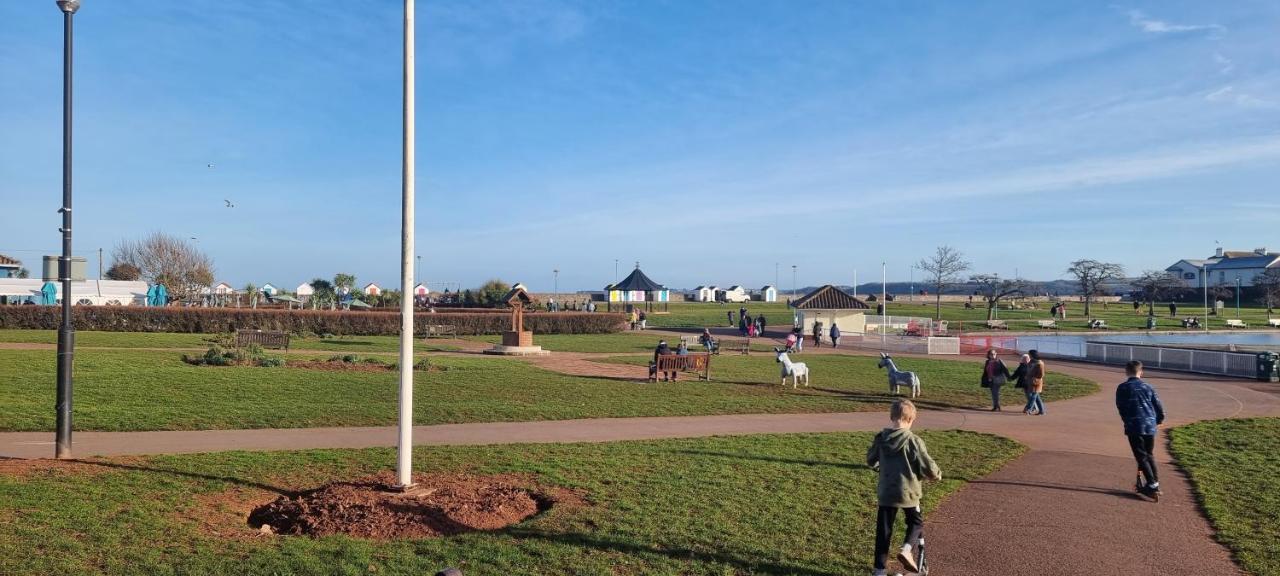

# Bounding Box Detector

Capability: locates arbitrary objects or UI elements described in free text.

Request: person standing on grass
[981,349,1011,411]
[1022,349,1046,415]
[812,320,823,348]
[1010,353,1033,408]
[830,323,841,348]
[1169,302,1177,317]
[793,324,804,352]
[758,314,767,336]
[867,399,942,576]
[727,310,735,327]
[638,309,647,330]
[1116,360,1166,500]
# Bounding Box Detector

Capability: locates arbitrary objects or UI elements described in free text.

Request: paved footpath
[3,352,1279,575]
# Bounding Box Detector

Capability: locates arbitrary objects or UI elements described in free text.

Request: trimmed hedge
[0,306,626,336]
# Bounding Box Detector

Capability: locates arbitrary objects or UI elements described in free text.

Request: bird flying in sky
[224,199,235,208]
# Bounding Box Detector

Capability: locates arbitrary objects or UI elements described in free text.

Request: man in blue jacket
[1115,360,1166,500]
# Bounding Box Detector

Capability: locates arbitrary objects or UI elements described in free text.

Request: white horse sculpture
[774,347,810,388]
[877,353,921,398]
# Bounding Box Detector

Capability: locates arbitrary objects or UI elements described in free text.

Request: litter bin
[1146,315,1157,330]
[1257,352,1279,382]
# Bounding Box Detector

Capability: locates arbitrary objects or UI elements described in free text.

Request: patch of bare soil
[285,360,395,372]
[247,472,574,539]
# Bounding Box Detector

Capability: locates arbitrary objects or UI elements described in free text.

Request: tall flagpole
[396,0,416,489]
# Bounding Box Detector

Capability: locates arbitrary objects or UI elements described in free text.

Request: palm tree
[243,283,258,309]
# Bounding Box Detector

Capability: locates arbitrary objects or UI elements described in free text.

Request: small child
[866,399,942,575]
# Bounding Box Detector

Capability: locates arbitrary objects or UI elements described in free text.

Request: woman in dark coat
[981,349,1011,411]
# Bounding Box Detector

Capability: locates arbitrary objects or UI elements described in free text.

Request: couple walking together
[981,349,1046,414]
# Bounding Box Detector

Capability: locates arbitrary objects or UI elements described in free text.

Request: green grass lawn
[0,431,1023,575]
[604,353,1097,410]
[1169,418,1280,576]
[0,330,457,353]
[464,332,777,353]
[643,302,797,329]
[0,348,1097,432]
[882,301,1280,332]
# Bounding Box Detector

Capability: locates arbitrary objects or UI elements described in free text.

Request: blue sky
[3,1,1279,292]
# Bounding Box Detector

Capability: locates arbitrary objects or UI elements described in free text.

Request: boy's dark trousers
[874,505,923,570]
[1128,434,1158,486]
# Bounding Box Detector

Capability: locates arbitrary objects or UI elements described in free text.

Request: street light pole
[54,0,80,460]
[1203,264,1209,332]
[1236,276,1241,318]
[395,0,416,489]
[553,268,559,310]
[791,265,797,301]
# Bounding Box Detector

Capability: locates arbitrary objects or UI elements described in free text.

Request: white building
[260,283,278,296]
[1166,247,1280,288]
[691,285,718,302]
[759,285,778,302]
[414,283,429,297]
[295,282,315,299]
[793,284,869,336]
[718,285,751,303]
[0,278,148,306]
[212,282,235,295]
[363,282,381,296]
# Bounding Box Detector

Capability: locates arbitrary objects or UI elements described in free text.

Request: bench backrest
[1227,319,1245,326]
[656,353,710,372]
[236,330,289,348]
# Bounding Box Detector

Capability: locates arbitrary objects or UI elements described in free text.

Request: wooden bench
[725,339,751,355]
[1226,319,1248,329]
[649,353,712,381]
[1268,319,1280,328]
[1037,319,1057,329]
[423,324,458,338]
[236,330,290,351]
[985,320,1008,330]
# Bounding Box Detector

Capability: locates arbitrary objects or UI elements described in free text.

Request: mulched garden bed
[248,472,568,539]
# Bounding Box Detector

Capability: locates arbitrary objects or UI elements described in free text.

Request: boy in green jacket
[867,399,942,575]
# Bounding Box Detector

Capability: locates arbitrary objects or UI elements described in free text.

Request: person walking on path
[812,321,823,348]
[757,314,767,336]
[829,323,841,348]
[1116,360,1166,500]
[1022,350,1047,415]
[867,399,942,576]
[981,349,1011,411]
[739,306,748,325]
[792,325,804,352]
[1010,353,1033,408]
[638,310,648,330]
[747,317,757,338]
[727,310,735,327]
[738,314,748,336]
[629,309,639,331]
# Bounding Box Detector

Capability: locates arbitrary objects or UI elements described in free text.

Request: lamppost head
[56,0,81,14]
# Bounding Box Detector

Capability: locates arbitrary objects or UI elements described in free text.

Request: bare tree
[970,274,1029,321]
[111,232,215,303]
[1131,271,1181,316]
[1065,259,1124,317]
[1258,268,1280,315]
[917,246,971,320]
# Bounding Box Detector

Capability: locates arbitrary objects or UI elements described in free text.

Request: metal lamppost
[54,0,80,460]
[553,268,559,310]
[909,265,915,303]
[1236,275,1241,318]
[791,265,797,301]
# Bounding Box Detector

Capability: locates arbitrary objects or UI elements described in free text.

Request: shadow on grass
[673,449,865,471]
[504,528,844,576]
[56,458,293,495]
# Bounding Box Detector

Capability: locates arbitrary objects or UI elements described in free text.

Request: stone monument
[483,285,548,356]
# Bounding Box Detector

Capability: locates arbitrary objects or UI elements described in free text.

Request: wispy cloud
[1214,53,1235,74]
[1205,86,1279,109]
[1126,9,1224,34]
